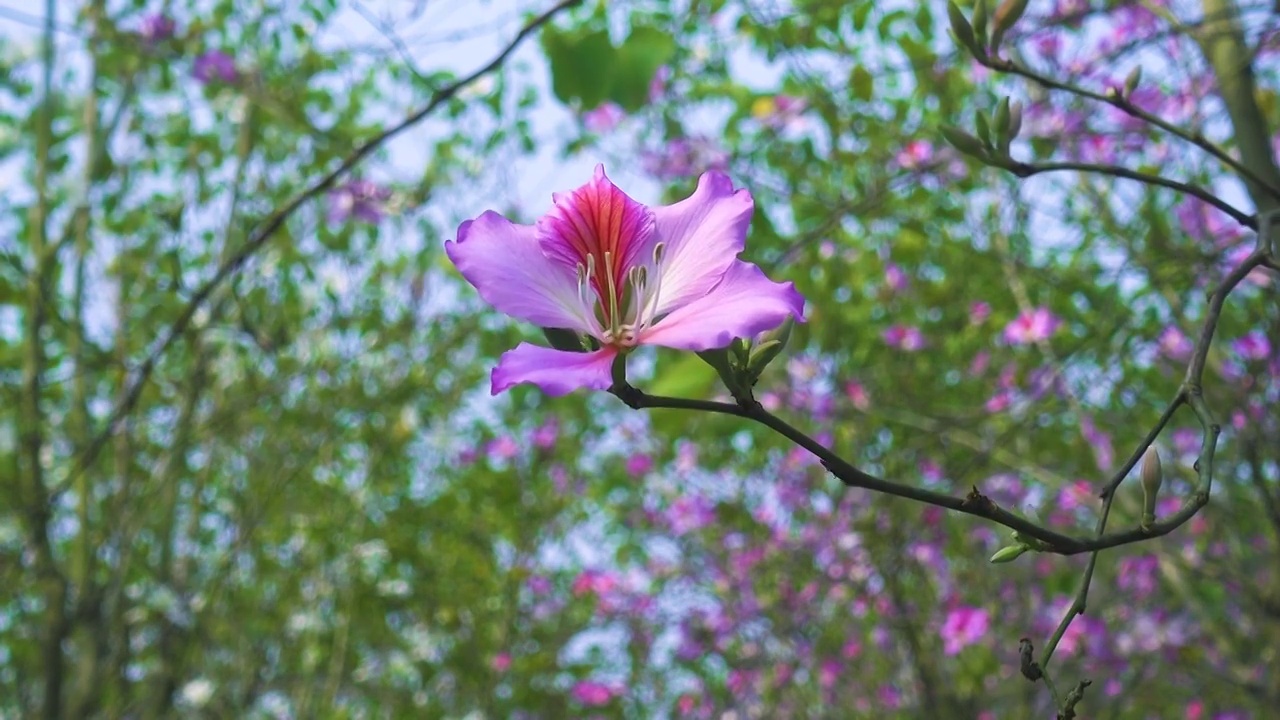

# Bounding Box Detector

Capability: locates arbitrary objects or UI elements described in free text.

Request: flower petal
[650,171,754,315]
[640,261,805,351]
[535,164,656,311]
[491,343,618,396]
[446,211,596,333]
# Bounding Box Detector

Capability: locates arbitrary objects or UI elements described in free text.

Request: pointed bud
[991,0,1031,50]
[972,0,989,48]
[1123,66,1142,98]
[1140,446,1163,528]
[990,544,1029,563]
[993,97,1011,153]
[941,125,988,159]
[1007,100,1023,140]
[746,318,796,384]
[947,2,983,59]
[697,347,751,403]
[974,111,992,147]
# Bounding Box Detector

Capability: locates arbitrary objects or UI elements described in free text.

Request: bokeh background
[1,0,1278,717]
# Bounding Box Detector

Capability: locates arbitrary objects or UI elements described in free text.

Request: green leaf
[850,65,874,102]
[542,27,618,109]
[609,26,675,112]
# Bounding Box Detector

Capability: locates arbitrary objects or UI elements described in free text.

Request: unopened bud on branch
[990,544,1029,563]
[1140,446,1163,529]
[1123,66,1142,98]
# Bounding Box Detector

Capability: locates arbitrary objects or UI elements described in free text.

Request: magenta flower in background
[139,13,176,43]
[1176,197,1246,245]
[884,263,909,292]
[1003,307,1061,345]
[193,50,238,84]
[649,65,671,102]
[895,140,933,170]
[570,680,619,707]
[486,435,520,462]
[883,324,926,351]
[530,419,559,450]
[1232,331,1271,361]
[969,301,991,325]
[582,102,625,133]
[328,179,391,225]
[624,453,653,476]
[1158,325,1194,361]
[940,606,990,655]
[641,137,730,180]
[571,569,619,597]
[844,380,870,410]
[446,165,806,396]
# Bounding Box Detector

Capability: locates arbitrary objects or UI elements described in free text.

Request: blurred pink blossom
[896,140,933,169]
[884,263,909,292]
[193,49,238,84]
[883,324,926,351]
[1003,307,1061,345]
[1159,326,1194,361]
[940,606,990,654]
[139,13,176,43]
[844,380,871,410]
[969,301,991,325]
[625,453,653,476]
[1232,331,1271,361]
[582,102,625,133]
[486,435,520,461]
[571,680,619,706]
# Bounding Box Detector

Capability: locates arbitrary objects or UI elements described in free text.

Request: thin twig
[1002,159,1256,229]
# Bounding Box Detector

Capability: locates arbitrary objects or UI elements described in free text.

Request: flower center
[575,242,665,348]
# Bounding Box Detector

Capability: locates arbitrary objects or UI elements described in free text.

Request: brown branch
[1002,159,1256,229]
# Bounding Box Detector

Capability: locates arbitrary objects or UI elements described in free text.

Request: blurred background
[1,0,1278,717]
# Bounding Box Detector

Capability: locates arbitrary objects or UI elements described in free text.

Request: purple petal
[446,211,595,332]
[641,261,805,351]
[491,344,617,396]
[650,171,754,315]
[534,165,656,307]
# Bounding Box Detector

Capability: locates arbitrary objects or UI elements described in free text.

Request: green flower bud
[1124,66,1142,98]
[941,125,988,159]
[990,544,1029,563]
[1140,446,1163,529]
[972,0,989,48]
[991,0,1031,50]
[993,97,1011,154]
[947,2,983,59]
[746,317,795,382]
[1007,100,1023,140]
[974,110,992,147]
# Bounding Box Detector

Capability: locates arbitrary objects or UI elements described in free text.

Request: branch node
[1018,637,1043,681]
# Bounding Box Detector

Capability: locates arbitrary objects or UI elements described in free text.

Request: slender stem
[1001,159,1255,229]
[980,54,1280,206]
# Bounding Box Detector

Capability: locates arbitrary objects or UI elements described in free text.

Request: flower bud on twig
[1140,446,1163,529]
[990,544,1029,563]
[1123,66,1142,98]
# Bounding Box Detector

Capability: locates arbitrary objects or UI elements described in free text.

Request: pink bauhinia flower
[446,165,805,396]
